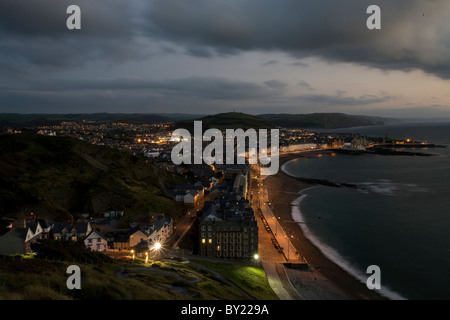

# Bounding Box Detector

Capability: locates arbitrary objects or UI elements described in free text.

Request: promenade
[250,174,302,300]
[252,173,352,300]
[255,206,302,300]
[252,154,386,300]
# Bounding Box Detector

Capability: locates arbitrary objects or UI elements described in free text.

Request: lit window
[208,239,212,244]
[202,238,206,244]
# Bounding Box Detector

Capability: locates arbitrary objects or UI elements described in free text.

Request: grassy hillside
[0,254,278,300]
[200,112,276,130]
[0,131,183,222]
[257,113,385,129]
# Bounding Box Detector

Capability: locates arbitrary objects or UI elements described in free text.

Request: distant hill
[173,112,276,132]
[155,113,208,121]
[0,132,181,222]
[1,112,393,131]
[200,112,276,130]
[173,112,388,131]
[0,113,172,129]
[257,113,387,129]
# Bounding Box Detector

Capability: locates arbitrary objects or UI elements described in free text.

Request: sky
[1,0,450,118]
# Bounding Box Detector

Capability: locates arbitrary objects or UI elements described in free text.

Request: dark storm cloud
[0,0,449,115]
[264,80,288,90]
[291,62,309,67]
[0,0,148,75]
[184,46,215,58]
[26,77,284,100]
[297,81,315,91]
[0,77,287,112]
[147,0,450,78]
[2,0,449,78]
[261,60,278,66]
[0,0,134,37]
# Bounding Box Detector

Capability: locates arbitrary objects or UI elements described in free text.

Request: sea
[282,121,450,300]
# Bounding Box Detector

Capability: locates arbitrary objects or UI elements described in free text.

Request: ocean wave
[282,161,428,197]
[356,180,428,196]
[280,162,291,176]
[291,194,407,300]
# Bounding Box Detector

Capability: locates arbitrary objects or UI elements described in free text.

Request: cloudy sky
[1,0,450,118]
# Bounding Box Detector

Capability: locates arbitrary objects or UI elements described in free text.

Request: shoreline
[263,152,387,300]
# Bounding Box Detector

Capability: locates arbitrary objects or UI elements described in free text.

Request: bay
[283,122,450,300]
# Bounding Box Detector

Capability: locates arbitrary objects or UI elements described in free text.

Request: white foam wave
[281,159,428,197]
[357,180,429,196]
[291,194,407,300]
[280,161,291,175]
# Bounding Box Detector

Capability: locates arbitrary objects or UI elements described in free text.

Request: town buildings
[198,165,258,260]
[0,219,95,255]
[112,215,174,253]
[0,210,174,257]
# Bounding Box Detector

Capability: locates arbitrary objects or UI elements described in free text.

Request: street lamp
[153,242,162,260]
[273,217,277,236]
[287,240,290,261]
[131,249,135,262]
[153,242,161,251]
[253,253,259,261]
[284,235,290,262]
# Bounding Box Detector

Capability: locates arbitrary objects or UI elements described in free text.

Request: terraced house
[52,222,92,242]
[0,218,54,255]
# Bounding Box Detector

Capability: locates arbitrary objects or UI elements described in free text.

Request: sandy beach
[263,152,386,300]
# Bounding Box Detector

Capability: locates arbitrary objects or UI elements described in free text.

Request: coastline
[264,152,387,300]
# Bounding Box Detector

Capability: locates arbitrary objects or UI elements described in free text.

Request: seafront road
[250,173,303,300]
[252,167,353,300]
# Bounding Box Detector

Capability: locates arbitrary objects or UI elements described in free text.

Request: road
[167,192,208,252]
[168,209,197,251]
[249,168,302,300]
[252,174,303,263]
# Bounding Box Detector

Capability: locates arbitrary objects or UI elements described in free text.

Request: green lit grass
[191,260,279,300]
[10,253,36,260]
